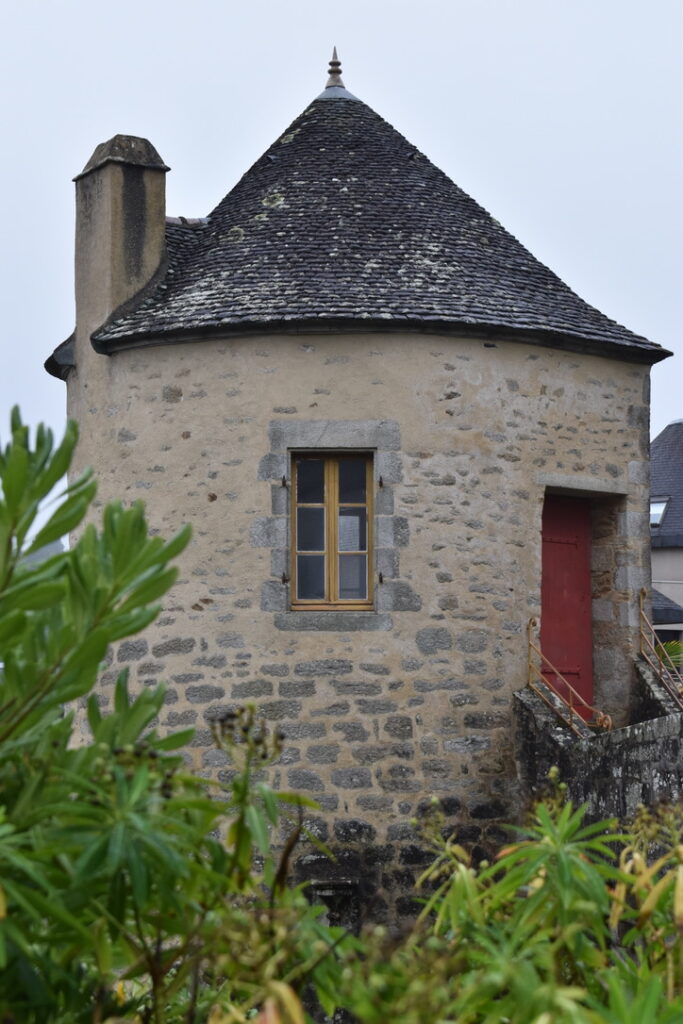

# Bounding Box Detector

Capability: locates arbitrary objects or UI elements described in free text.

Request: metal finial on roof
[325,47,345,89]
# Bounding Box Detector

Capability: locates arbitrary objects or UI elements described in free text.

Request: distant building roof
[78,57,667,364]
[652,587,683,625]
[651,420,683,548]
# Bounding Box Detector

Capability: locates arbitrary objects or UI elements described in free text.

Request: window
[291,454,373,609]
[650,500,669,527]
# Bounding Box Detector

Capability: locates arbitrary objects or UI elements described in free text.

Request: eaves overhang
[88,317,672,366]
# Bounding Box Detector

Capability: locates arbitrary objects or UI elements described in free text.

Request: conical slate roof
[92,62,666,363]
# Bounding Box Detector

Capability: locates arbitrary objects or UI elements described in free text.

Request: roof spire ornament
[325,47,345,89]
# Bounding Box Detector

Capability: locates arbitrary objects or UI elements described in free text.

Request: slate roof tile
[91,85,666,362]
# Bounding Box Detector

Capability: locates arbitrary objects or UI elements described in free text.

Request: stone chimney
[73,135,168,368]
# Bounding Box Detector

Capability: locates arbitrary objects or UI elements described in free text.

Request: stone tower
[47,54,669,922]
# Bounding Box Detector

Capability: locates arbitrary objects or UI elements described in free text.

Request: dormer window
[650,500,669,527]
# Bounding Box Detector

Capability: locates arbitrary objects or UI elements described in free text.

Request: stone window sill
[274,611,392,631]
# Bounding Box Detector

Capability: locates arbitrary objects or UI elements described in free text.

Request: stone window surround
[253,420,422,630]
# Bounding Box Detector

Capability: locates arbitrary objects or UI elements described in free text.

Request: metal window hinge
[378,572,384,584]
[281,475,288,488]
[281,573,290,585]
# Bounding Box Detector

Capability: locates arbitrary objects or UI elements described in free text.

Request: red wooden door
[541,495,593,713]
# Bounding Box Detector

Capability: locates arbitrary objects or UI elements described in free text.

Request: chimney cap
[74,134,169,181]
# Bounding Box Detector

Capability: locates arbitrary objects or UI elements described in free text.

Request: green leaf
[117,567,179,614]
[61,627,110,679]
[258,783,280,825]
[154,728,196,751]
[0,609,26,645]
[29,420,78,504]
[28,481,96,552]
[106,822,126,874]
[4,579,66,610]
[245,805,270,855]
[1,442,29,516]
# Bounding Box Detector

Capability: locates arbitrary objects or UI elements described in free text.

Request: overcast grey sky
[1,0,681,451]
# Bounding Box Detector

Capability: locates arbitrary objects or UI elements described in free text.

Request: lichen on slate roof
[91,72,666,363]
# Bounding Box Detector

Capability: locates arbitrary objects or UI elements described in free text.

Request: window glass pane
[339,508,367,551]
[650,501,668,526]
[339,554,367,600]
[338,459,366,503]
[297,459,325,503]
[297,508,325,551]
[297,555,325,600]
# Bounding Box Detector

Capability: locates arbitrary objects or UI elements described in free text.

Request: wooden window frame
[291,453,374,611]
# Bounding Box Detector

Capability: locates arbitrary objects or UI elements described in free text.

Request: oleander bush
[0,411,348,1023]
[3,410,683,1024]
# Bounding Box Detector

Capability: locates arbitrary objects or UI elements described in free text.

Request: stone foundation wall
[66,329,651,917]
[514,663,683,822]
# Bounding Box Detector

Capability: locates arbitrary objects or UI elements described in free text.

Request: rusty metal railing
[527,618,613,735]
[638,588,683,711]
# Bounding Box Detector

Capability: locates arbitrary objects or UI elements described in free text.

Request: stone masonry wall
[514,665,683,823]
[66,330,651,921]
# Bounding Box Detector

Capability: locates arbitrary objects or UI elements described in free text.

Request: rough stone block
[216,632,245,648]
[455,630,488,654]
[333,680,381,696]
[463,711,508,729]
[165,710,198,726]
[279,679,315,697]
[376,547,400,579]
[270,548,289,579]
[443,736,491,753]
[295,659,353,676]
[260,699,302,721]
[171,672,204,684]
[332,721,370,742]
[187,685,225,703]
[356,795,393,811]
[232,679,273,699]
[311,701,350,717]
[152,637,196,657]
[257,452,287,480]
[281,722,327,740]
[334,819,377,843]
[288,768,325,791]
[250,516,286,548]
[117,638,148,661]
[260,580,288,612]
[352,743,413,764]
[376,451,403,482]
[355,699,398,714]
[416,627,453,655]
[377,580,422,611]
[261,662,290,677]
[270,484,288,515]
[307,743,341,764]
[192,654,228,668]
[375,487,395,514]
[359,663,391,676]
[331,767,373,789]
[383,716,413,739]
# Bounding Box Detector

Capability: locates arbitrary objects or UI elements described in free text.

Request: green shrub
[0,411,347,1024]
[337,780,683,1023]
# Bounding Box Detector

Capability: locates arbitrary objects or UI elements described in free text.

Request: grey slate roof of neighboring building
[651,420,683,547]
[652,588,683,625]
[84,72,667,363]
